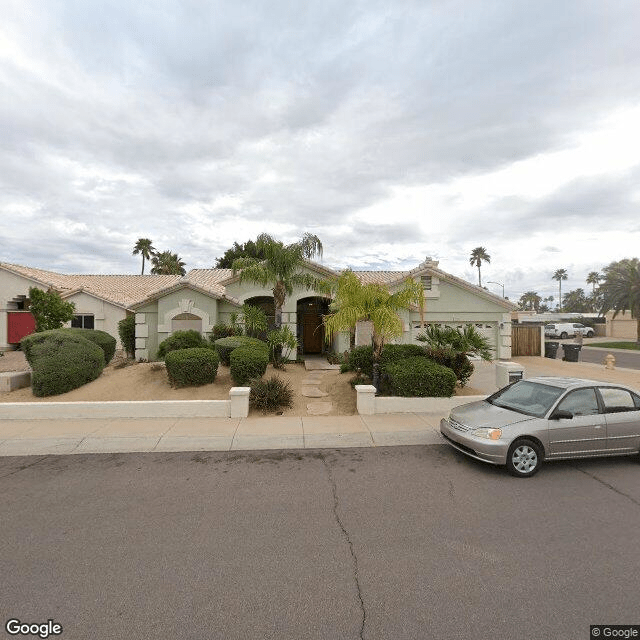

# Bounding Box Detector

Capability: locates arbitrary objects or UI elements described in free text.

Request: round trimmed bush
[381,356,456,398]
[229,346,269,385]
[380,343,428,368]
[59,328,117,364]
[23,332,105,397]
[346,345,374,378]
[165,347,219,387]
[157,330,206,359]
[214,336,268,366]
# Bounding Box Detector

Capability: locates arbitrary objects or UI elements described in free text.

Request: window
[557,389,599,416]
[421,276,432,290]
[599,388,637,414]
[71,314,94,329]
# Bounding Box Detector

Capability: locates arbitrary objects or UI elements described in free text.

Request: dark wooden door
[303,313,323,353]
[512,325,541,356]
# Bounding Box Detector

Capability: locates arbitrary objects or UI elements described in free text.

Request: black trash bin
[562,344,582,362]
[544,341,559,359]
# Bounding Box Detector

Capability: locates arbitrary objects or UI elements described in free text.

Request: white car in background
[544,323,594,339]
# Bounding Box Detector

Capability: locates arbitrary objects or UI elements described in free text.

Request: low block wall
[355,385,486,415]
[0,388,251,420]
[0,371,31,393]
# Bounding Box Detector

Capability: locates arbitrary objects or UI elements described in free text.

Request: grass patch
[587,341,640,350]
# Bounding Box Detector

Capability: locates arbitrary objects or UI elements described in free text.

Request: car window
[487,381,564,417]
[599,387,638,414]
[556,388,599,416]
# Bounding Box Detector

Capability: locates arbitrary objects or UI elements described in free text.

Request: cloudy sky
[1,0,639,302]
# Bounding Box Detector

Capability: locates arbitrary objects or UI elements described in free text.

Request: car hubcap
[512,446,537,473]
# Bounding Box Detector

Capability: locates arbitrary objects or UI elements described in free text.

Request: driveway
[1,447,639,640]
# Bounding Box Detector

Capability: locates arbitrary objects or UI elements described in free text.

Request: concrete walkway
[0,413,443,457]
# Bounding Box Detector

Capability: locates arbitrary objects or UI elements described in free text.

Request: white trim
[158,298,213,334]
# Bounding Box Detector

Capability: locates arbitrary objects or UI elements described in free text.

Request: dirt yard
[0,350,483,415]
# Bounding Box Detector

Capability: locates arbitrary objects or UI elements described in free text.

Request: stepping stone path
[302,357,341,415]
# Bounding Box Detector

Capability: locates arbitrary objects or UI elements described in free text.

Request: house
[0,258,516,359]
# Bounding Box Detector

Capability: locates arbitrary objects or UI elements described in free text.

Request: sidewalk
[0,413,443,457]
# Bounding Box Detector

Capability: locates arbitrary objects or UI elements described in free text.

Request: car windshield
[486,381,565,417]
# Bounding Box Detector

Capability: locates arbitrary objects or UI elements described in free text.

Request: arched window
[171,312,202,334]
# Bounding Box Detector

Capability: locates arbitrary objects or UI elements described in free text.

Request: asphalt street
[1,446,639,640]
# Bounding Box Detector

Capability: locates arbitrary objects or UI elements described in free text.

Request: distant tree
[469,247,491,287]
[599,258,640,345]
[150,251,186,275]
[586,271,602,312]
[562,288,589,313]
[215,240,266,269]
[28,287,76,332]
[132,238,155,275]
[552,269,568,311]
[518,291,541,311]
[586,271,601,295]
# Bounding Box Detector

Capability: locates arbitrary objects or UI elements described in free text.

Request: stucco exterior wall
[606,311,638,340]
[62,291,127,348]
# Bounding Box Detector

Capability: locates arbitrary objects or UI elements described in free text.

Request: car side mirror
[551,409,573,420]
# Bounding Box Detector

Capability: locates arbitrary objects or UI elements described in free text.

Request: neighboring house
[0,258,516,359]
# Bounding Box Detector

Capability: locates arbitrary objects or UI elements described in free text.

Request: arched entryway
[297,297,330,354]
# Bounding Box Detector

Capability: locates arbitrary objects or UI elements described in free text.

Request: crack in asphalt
[321,454,366,640]
[0,455,50,480]
[573,465,640,508]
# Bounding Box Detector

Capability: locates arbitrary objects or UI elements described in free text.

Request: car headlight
[471,428,503,440]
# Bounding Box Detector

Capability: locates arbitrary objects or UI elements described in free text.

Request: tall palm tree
[552,269,568,311]
[469,247,491,287]
[232,233,325,328]
[150,250,186,275]
[132,238,155,275]
[599,258,640,346]
[324,270,424,390]
[519,291,541,311]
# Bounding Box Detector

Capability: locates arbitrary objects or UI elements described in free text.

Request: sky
[1,0,639,303]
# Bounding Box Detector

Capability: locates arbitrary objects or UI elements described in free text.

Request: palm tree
[586,271,601,295]
[552,269,568,311]
[324,270,424,391]
[469,247,491,287]
[519,291,541,311]
[132,238,155,275]
[150,250,186,275]
[232,233,325,328]
[599,258,640,345]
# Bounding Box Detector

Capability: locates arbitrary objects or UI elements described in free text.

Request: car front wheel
[586,331,594,337]
[560,332,568,339]
[506,439,543,477]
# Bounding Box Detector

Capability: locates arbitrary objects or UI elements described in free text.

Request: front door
[547,388,607,456]
[303,313,323,353]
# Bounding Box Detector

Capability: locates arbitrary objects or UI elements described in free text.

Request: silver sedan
[440,377,640,477]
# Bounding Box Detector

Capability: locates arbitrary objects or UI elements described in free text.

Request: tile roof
[350,270,411,285]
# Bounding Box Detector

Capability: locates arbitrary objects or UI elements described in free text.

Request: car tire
[506,439,543,478]
[586,331,594,338]
[560,332,568,339]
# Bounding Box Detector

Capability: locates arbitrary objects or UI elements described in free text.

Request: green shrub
[379,343,428,368]
[118,315,136,358]
[59,328,117,364]
[209,322,243,340]
[22,332,105,397]
[165,348,219,387]
[229,346,269,385]
[249,375,294,413]
[157,330,206,359]
[381,357,456,398]
[346,345,374,378]
[424,347,475,387]
[214,336,268,366]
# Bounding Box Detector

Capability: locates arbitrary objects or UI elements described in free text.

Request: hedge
[423,346,474,388]
[22,332,105,397]
[214,336,268,366]
[381,357,457,398]
[345,345,374,378]
[165,348,219,387]
[229,346,269,385]
[59,328,117,364]
[118,315,136,358]
[157,330,207,359]
[379,343,428,368]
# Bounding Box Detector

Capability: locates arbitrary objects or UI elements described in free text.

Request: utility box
[495,361,525,389]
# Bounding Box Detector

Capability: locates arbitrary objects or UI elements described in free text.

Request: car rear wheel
[560,332,568,339]
[506,439,543,478]
[586,331,594,338]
